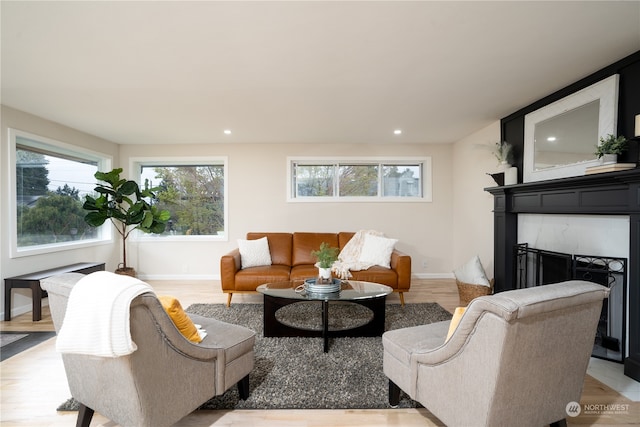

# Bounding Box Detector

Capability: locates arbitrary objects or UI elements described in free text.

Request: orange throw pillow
[158,296,202,343]
[445,307,467,343]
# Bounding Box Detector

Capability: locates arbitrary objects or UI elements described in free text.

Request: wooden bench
[4,262,105,321]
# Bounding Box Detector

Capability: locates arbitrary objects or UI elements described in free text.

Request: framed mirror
[523,74,619,182]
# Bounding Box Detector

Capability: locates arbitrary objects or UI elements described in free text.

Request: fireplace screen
[514,243,627,363]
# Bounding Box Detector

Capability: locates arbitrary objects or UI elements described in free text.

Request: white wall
[0,106,120,318]
[119,142,456,279]
[451,121,500,279]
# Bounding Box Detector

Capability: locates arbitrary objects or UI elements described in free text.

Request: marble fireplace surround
[486,168,640,381]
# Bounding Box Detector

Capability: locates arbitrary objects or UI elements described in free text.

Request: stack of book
[585,163,637,175]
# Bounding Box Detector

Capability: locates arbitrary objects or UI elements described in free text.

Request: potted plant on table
[311,242,339,284]
[83,168,171,277]
[595,134,627,163]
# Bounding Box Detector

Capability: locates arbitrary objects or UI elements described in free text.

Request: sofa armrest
[220,248,241,291]
[390,249,411,290]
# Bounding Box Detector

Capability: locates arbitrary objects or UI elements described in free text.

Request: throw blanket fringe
[56,271,153,357]
[332,230,384,279]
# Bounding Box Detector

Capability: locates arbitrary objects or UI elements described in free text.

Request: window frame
[287,156,432,202]
[8,128,112,258]
[130,157,229,242]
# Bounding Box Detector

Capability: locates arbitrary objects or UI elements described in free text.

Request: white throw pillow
[453,255,490,286]
[238,237,272,269]
[358,234,398,268]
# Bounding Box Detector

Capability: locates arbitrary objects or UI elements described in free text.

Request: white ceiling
[1,1,639,145]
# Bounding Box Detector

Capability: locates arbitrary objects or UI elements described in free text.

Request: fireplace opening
[514,243,627,363]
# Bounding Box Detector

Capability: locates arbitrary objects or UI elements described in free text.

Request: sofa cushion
[247,232,293,266]
[234,264,291,291]
[358,234,398,268]
[292,232,340,267]
[238,236,272,269]
[349,266,398,286]
[290,264,320,282]
[338,232,355,250]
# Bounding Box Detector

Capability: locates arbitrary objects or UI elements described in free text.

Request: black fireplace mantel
[485,168,640,380]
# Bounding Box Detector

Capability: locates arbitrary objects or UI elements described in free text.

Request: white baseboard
[137,274,219,281]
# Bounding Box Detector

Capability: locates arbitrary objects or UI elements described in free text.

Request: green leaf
[157,210,171,221]
[84,211,107,227]
[148,221,167,234]
[120,180,139,195]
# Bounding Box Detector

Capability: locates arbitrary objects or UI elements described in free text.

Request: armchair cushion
[158,296,202,343]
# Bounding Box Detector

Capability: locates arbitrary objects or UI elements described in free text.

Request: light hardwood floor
[1,279,638,426]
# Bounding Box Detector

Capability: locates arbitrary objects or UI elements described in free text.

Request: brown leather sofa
[221,232,411,306]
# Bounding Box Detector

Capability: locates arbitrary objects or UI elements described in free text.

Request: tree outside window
[141,165,225,236]
[291,159,426,201]
[15,143,99,248]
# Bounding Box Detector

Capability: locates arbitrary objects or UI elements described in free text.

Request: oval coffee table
[257,280,392,352]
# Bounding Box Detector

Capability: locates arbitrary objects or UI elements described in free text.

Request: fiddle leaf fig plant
[83,168,171,271]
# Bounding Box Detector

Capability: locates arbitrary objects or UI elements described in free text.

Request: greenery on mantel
[595,134,627,159]
[493,141,513,164]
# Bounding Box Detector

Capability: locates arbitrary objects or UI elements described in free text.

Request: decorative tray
[301,278,342,294]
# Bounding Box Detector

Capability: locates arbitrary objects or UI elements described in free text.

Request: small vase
[600,154,617,164]
[318,267,332,284]
[497,161,511,171]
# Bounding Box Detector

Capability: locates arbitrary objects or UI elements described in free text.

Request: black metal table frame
[262,293,387,352]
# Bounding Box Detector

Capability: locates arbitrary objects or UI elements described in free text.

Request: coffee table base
[262,294,387,352]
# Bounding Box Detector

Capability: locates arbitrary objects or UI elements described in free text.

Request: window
[10,129,111,257]
[288,157,431,202]
[136,159,228,239]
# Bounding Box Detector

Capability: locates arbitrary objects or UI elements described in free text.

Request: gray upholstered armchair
[42,272,256,427]
[383,280,609,427]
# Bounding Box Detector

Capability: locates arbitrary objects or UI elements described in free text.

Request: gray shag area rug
[58,302,451,411]
[1,331,55,362]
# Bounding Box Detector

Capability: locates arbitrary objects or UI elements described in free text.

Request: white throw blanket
[56,271,154,357]
[331,230,384,279]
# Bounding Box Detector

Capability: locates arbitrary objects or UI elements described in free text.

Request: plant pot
[115,266,137,277]
[600,154,618,164]
[497,161,511,171]
[317,267,333,284]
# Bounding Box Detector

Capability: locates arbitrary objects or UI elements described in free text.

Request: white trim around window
[130,157,229,242]
[8,128,113,258]
[286,156,432,203]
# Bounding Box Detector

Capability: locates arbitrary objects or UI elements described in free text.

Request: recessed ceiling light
[224,129,232,135]
[394,129,402,135]
[547,136,556,142]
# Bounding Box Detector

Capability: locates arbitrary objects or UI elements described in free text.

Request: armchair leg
[399,292,405,306]
[226,293,233,307]
[389,380,401,407]
[550,420,567,427]
[76,404,94,427]
[237,374,250,400]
